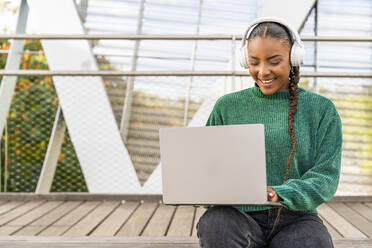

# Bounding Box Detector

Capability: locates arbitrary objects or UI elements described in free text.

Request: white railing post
[0,0,29,193]
[184,0,203,127]
[231,35,236,91]
[0,0,28,140]
[36,106,66,193]
[120,0,146,142]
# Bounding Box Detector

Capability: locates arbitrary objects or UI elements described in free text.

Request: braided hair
[248,22,300,240]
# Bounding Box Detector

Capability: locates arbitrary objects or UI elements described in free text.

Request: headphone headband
[241,16,303,48]
[239,16,305,68]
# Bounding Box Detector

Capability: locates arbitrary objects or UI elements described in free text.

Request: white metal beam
[28,0,141,193]
[0,0,28,137]
[36,107,66,193]
[119,0,145,142]
[258,0,317,31]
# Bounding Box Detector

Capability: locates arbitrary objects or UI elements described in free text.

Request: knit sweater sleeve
[205,100,224,126]
[271,106,342,212]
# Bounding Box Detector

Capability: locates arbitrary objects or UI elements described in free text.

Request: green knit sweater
[206,86,342,214]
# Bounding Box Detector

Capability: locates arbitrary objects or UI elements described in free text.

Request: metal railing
[0,34,371,42]
[1,33,372,194]
[1,34,371,79]
[0,70,371,78]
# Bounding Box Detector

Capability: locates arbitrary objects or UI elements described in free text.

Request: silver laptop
[159,124,282,206]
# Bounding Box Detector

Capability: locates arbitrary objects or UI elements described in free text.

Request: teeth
[261,79,274,84]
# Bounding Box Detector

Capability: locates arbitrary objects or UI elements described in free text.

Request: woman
[196,17,342,248]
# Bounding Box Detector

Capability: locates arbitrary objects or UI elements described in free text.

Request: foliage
[0,40,88,192]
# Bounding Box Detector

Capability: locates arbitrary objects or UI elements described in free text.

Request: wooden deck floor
[0,194,371,247]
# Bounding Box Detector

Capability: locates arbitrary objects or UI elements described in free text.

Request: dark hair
[248,22,300,240]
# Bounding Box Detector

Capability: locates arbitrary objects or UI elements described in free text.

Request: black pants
[197,206,334,248]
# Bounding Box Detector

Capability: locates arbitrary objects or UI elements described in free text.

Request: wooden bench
[0,236,371,248]
[0,193,370,247]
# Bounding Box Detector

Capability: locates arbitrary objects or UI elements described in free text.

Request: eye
[270,61,280,66]
[249,62,258,66]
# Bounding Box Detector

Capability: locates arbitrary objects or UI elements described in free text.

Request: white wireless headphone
[239,16,305,69]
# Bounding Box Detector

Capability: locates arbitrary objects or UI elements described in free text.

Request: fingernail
[269,193,273,197]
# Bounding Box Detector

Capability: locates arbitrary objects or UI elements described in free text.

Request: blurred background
[0,0,371,195]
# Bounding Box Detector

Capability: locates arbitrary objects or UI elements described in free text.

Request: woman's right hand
[267,186,279,202]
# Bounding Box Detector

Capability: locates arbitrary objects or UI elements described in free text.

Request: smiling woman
[248,36,291,95]
[196,17,342,248]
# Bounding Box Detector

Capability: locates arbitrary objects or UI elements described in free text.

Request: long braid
[248,21,301,241]
[267,66,300,240]
[284,66,299,182]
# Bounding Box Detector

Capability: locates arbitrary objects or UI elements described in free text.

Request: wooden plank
[38,201,101,236]
[192,207,206,237]
[318,203,367,238]
[7,201,62,226]
[116,202,158,237]
[0,193,162,202]
[142,204,176,237]
[0,201,62,235]
[365,202,372,209]
[346,202,372,223]
[14,201,83,236]
[0,236,200,248]
[63,201,120,237]
[0,236,371,248]
[0,193,371,203]
[0,201,45,226]
[91,201,139,237]
[333,238,372,248]
[0,201,27,216]
[318,214,342,238]
[28,201,83,227]
[37,226,67,237]
[328,202,372,237]
[167,206,195,237]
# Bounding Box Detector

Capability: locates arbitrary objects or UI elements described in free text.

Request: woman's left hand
[267,186,279,202]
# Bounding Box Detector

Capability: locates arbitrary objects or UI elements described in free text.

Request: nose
[258,63,271,78]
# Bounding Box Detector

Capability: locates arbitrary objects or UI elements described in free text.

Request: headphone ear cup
[239,44,249,69]
[290,43,305,66]
[244,45,250,69]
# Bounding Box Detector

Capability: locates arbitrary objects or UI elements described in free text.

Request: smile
[259,78,276,85]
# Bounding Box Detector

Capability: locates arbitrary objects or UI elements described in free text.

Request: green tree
[0,39,88,192]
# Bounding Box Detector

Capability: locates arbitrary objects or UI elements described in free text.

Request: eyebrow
[249,55,282,60]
